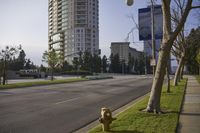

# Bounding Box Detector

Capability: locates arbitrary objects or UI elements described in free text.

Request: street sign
[150,59,156,66]
[138,5,163,40]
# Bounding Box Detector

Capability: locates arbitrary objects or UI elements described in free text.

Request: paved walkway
[177,76,200,133]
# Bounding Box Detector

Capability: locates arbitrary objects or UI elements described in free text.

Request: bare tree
[146,0,200,113]
[171,0,190,86]
[166,60,171,93]
[128,10,171,90]
[173,30,187,86]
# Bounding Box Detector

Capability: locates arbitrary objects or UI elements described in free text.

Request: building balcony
[49,39,64,46]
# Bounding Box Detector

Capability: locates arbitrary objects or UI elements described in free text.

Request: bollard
[99,107,116,132]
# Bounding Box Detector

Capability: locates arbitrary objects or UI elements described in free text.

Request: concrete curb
[73,92,150,133]
[86,76,113,80]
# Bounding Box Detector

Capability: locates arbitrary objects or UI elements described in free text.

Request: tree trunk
[51,68,54,81]
[166,62,170,93]
[2,59,6,85]
[174,56,184,86]
[146,0,172,113]
[146,45,170,113]
[145,0,192,113]
[199,65,200,75]
[3,70,6,85]
[180,61,185,79]
[0,73,1,85]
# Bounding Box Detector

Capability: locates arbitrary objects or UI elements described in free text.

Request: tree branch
[191,6,200,9]
[171,0,192,41]
[173,42,180,50]
[171,46,181,58]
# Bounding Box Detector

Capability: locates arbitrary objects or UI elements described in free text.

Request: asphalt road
[0,75,152,133]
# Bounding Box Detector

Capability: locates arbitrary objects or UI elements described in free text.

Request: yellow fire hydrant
[99,107,116,132]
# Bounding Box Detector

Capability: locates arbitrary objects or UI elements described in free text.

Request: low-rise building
[110,42,143,64]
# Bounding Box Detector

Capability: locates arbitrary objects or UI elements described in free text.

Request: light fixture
[125,0,134,6]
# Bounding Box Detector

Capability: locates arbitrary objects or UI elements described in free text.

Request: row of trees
[8,49,36,71]
[144,0,200,113]
[42,50,103,76]
[109,53,146,74]
[42,49,147,80]
[186,27,200,74]
[0,45,146,83]
[171,26,200,86]
[72,52,102,73]
[125,0,200,113]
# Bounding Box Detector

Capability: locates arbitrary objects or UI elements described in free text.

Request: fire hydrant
[99,107,116,132]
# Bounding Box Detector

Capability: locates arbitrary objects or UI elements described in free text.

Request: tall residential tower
[48,0,99,63]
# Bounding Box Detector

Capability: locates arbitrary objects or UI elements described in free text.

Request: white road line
[55,97,80,105]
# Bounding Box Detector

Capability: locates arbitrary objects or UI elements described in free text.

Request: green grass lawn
[89,79,187,133]
[0,78,88,89]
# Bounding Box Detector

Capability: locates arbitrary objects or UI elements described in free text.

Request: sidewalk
[177,76,200,133]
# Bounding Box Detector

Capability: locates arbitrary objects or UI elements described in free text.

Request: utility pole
[126,0,156,75]
[151,0,156,76]
[144,51,147,75]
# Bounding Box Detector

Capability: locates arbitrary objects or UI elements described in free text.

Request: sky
[0,0,199,65]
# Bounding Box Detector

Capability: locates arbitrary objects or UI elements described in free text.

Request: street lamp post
[125,0,134,6]
[125,0,156,76]
[150,0,156,76]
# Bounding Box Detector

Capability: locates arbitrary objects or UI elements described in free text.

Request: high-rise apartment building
[48,0,99,63]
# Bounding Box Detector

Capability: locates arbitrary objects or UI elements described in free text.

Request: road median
[0,78,88,89]
[88,79,187,133]
[0,75,114,90]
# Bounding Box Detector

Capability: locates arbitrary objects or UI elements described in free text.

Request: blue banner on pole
[138,5,163,40]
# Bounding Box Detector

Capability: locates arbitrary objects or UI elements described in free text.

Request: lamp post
[125,0,156,76]
[125,0,134,6]
[150,0,156,76]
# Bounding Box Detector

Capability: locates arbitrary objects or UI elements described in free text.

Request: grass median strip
[0,78,88,89]
[196,75,200,83]
[89,79,187,133]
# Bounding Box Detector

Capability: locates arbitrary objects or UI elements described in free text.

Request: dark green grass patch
[196,75,200,83]
[89,79,187,133]
[0,78,88,89]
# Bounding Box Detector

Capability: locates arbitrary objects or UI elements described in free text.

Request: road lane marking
[55,97,80,105]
